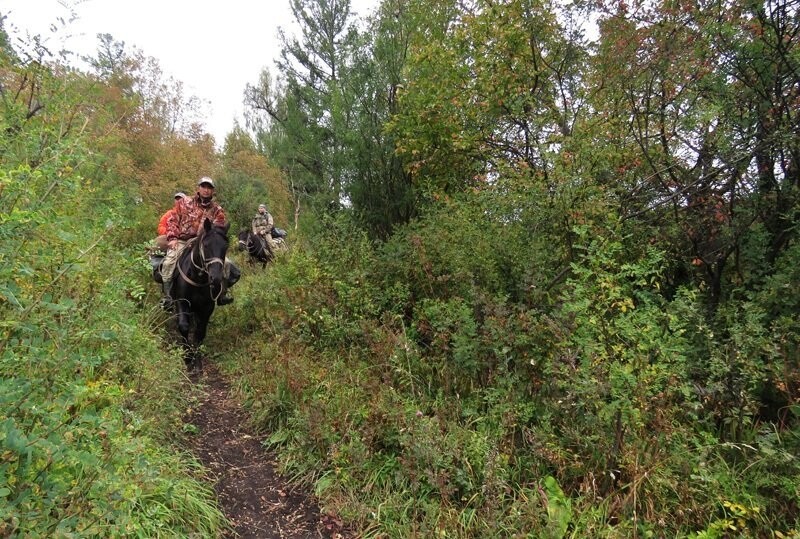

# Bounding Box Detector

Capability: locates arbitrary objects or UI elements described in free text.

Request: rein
[247,233,269,260]
[246,234,261,256]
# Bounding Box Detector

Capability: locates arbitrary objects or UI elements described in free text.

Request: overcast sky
[2,0,379,144]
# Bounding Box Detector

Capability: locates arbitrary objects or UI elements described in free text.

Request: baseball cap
[197,177,215,188]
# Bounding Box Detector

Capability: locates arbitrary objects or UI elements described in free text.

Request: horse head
[196,218,230,288]
[237,229,249,251]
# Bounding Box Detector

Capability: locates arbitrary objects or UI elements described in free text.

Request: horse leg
[191,308,213,372]
[175,303,196,370]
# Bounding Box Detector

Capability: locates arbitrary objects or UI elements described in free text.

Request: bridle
[176,232,226,300]
[246,232,269,261]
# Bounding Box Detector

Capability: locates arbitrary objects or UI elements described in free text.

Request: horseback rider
[155,192,187,252]
[251,203,277,255]
[161,177,236,306]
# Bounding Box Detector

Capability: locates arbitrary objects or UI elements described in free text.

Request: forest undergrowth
[216,209,800,538]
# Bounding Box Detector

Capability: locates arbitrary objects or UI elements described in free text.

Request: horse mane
[201,221,230,239]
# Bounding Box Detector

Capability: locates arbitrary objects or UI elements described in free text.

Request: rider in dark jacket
[251,203,277,254]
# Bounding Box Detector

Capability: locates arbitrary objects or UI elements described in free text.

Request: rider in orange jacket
[155,192,186,251]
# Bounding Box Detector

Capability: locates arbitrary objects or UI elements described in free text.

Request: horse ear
[203,218,212,232]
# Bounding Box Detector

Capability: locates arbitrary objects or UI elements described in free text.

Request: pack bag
[149,254,165,283]
[271,227,287,239]
[227,261,242,286]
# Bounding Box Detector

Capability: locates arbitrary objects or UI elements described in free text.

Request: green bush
[216,201,799,537]
[0,51,225,536]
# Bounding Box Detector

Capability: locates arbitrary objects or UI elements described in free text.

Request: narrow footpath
[185,362,350,539]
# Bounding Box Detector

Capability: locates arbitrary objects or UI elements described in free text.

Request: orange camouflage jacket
[157,209,174,236]
[166,195,227,242]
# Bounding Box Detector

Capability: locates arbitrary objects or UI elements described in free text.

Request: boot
[160,279,173,310]
[227,262,241,286]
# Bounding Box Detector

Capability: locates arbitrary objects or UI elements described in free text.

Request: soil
[184,362,351,539]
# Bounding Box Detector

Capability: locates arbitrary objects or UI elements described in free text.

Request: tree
[85,34,217,205]
[245,0,356,213]
[333,0,418,237]
[391,0,589,195]
[590,0,800,309]
[220,124,293,232]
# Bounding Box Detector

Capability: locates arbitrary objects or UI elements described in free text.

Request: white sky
[1,0,379,144]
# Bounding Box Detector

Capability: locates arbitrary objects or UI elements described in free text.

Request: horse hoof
[187,360,202,375]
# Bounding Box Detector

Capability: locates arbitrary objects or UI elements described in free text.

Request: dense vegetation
[3,0,799,537]
[236,0,800,537]
[0,22,229,537]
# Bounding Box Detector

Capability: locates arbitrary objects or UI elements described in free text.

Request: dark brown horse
[237,229,272,267]
[171,219,230,370]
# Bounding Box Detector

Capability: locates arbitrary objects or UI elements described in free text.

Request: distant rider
[251,203,277,255]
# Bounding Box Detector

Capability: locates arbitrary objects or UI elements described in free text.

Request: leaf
[0,284,23,309]
[543,475,572,539]
[1,420,29,454]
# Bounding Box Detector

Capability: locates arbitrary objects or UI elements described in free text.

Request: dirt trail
[185,362,349,539]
